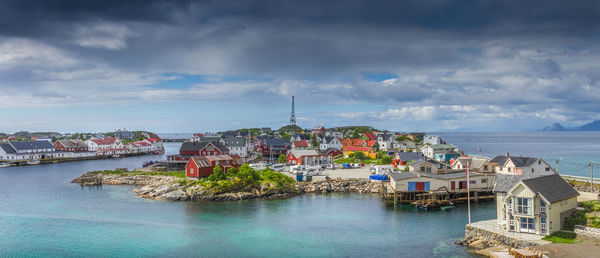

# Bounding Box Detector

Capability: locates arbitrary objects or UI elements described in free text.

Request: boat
[27,160,40,165]
[412,199,454,211]
[112,154,121,158]
[0,162,11,168]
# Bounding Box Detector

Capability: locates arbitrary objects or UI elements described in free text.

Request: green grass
[543,231,579,244]
[334,157,392,165]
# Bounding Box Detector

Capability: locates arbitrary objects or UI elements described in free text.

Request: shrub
[564,210,587,230]
[543,231,577,244]
[207,166,227,181]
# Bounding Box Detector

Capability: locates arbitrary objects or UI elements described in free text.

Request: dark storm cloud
[0,0,599,129]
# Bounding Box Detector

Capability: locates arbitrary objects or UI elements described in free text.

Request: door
[451,181,455,190]
[424,182,430,191]
[459,181,467,189]
[519,217,536,233]
[415,182,425,191]
[408,182,416,191]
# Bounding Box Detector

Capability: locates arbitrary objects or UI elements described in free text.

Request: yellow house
[343,146,377,159]
[496,174,579,235]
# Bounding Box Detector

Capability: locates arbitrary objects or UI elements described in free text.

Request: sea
[0,132,598,257]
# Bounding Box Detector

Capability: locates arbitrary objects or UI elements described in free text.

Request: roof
[57,140,87,149]
[493,173,547,193]
[293,141,308,147]
[428,144,457,150]
[0,143,16,153]
[469,158,489,169]
[520,174,579,202]
[321,136,336,144]
[410,159,452,169]
[290,149,319,157]
[191,157,212,168]
[322,148,341,155]
[378,134,394,141]
[389,171,489,181]
[395,152,424,162]
[9,140,55,151]
[261,137,288,147]
[180,141,229,153]
[362,132,376,140]
[205,155,242,165]
[344,146,373,152]
[222,137,245,147]
[90,137,118,145]
[366,140,377,147]
[194,136,222,142]
[490,155,539,167]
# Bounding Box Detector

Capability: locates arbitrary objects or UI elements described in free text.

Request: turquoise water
[4,131,597,257]
[0,142,493,257]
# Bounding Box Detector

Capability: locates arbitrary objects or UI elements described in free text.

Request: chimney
[505,152,509,157]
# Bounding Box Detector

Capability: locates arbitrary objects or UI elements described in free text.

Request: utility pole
[467,163,471,225]
[556,160,560,174]
[591,161,594,192]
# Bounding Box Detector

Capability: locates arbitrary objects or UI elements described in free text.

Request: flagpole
[467,163,471,224]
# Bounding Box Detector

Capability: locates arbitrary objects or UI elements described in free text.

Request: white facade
[495,158,555,176]
[423,135,442,145]
[319,137,342,151]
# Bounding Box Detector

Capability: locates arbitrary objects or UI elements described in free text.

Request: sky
[0,0,599,133]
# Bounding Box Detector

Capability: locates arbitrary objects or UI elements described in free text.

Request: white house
[376,134,396,151]
[490,154,555,176]
[423,135,442,145]
[319,136,342,151]
[220,136,249,158]
[0,140,66,160]
[87,137,127,155]
[451,156,493,173]
[420,144,460,159]
[494,174,579,235]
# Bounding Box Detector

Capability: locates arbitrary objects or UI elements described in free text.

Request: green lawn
[542,231,579,244]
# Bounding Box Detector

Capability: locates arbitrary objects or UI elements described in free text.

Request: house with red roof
[185,155,242,178]
[86,137,127,155]
[361,132,376,141]
[287,150,332,166]
[292,140,309,151]
[342,138,378,159]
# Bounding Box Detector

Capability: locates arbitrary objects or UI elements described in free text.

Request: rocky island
[72,165,383,202]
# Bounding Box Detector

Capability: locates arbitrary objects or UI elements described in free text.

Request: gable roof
[290,149,319,157]
[490,155,540,167]
[395,152,424,162]
[493,173,548,193]
[344,146,373,152]
[293,141,308,147]
[91,137,118,146]
[57,140,87,149]
[520,174,579,203]
[180,141,228,153]
[191,156,212,168]
[362,132,376,140]
[9,140,55,151]
[0,143,16,153]
[322,148,341,155]
[222,137,246,147]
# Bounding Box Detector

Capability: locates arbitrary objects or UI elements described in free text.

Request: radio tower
[290,96,297,126]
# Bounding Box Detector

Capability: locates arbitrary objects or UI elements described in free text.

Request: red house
[292,140,308,150]
[322,148,342,157]
[54,140,89,152]
[186,155,242,178]
[311,126,326,135]
[287,150,332,166]
[179,141,229,157]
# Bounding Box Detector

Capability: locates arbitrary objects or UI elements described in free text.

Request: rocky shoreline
[72,172,383,201]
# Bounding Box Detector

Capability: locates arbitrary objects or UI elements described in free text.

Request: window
[420,167,425,172]
[426,167,431,172]
[190,168,194,175]
[484,165,488,170]
[538,160,541,165]
[470,180,476,185]
[508,168,512,172]
[540,201,547,213]
[516,197,532,215]
[545,167,550,171]
[481,179,487,183]
[531,168,534,173]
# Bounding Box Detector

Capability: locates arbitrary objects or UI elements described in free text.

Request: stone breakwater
[456,225,540,249]
[72,173,383,202]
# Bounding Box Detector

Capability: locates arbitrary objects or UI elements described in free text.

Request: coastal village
[6,98,600,257]
[0,129,164,166]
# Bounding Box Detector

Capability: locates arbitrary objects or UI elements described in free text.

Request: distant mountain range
[541,120,600,131]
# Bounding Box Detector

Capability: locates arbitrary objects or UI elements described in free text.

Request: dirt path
[537,235,600,258]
